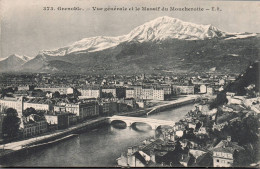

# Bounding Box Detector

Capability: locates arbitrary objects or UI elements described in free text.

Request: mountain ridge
[0,54,32,72]
[1,16,259,74]
[38,16,244,57]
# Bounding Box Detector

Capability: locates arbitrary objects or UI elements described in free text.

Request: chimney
[150,150,156,163]
[127,147,133,155]
[132,146,138,153]
[227,136,231,142]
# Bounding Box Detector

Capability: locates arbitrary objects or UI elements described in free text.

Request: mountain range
[1,16,259,74]
[0,54,31,72]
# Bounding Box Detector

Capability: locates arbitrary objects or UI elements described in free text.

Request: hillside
[0,54,31,72]
[38,36,260,75]
[225,61,260,95]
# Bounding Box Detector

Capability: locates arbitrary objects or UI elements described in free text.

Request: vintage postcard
[0,0,259,168]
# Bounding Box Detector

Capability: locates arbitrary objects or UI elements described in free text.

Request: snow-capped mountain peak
[39,16,256,57]
[39,35,125,56]
[7,54,32,62]
[125,16,225,42]
[0,54,32,72]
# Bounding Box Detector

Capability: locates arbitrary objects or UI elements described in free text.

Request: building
[200,85,207,94]
[126,86,164,101]
[212,136,245,167]
[120,99,137,108]
[35,87,69,94]
[173,86,194,95]
[102,87,117,98]
[132,85,143,99]
[0,97,24,116]
[136,100,146,108]
[161,85,172,95]
[21,114,48,138]
[65,101,99,120]
[66,88,74,95]
[207,87,214,95]
[23,101,50,111]
[13,90,29,97]
[219,79,225,85]
[102,86,126,98]
[116,87,126,98]
[117,146,157,167]
[142,87,154,100]
[44,113,70,129]
[79,86,101,98]
[99,101,118,116]
[0,97,52,116]
[153,88,164,101]
[54,104,66,112]
[117,146,145,167]
[23,98,54,112]
[195,127,207,135]
[126,88,135,98]
[18,85,30,91]
[179,153,190,167]
[0,114,5,142]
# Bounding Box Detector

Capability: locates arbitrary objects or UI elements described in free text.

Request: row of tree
[1,107,43,142]
[1,108,20,142]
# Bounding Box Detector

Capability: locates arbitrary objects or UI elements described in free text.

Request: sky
[1,0,260,58]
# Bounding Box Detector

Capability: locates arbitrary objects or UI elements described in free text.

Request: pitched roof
[133,151,147,165]
[179,153,190,163]
[212,140,244,154]
[141,139,164,156]
[191,152,213,167]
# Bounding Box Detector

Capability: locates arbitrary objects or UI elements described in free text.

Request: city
[0,61,259,167]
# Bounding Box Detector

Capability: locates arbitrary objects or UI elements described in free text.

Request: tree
[225,62,259,96]
[32,89,45,97]
[0,87,15,98]
[2,108,20,140]
[29,85,35,91]
[195,122,202,131]
[209,91,228,109]
[74,88,81,97]
[14,87,18,92]
[175,140,183,153]
[101,92,114,99]
[23,107,37,117]
[233,149,250,167]
[53,91,61,98]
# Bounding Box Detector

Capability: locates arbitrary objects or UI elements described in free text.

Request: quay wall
[0,118,107,160]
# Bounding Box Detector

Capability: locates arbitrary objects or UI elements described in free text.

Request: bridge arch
[131,122,153,130]
[109,119,132,127]
[108,116,175,130]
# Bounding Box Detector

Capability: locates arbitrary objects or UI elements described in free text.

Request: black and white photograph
[0,0,259,167]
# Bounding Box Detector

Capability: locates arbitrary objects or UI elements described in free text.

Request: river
[2,104,194,167]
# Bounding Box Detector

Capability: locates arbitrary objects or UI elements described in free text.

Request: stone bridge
[146,96,198,116]
[108,115,175,130]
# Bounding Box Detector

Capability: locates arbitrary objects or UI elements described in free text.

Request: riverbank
[0,117,107,159]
